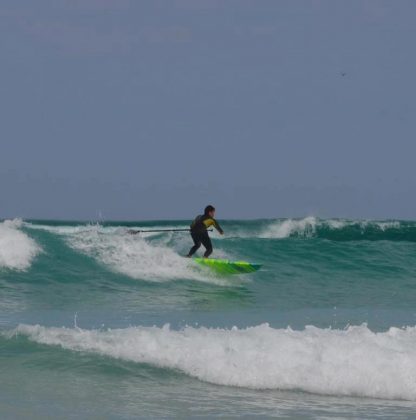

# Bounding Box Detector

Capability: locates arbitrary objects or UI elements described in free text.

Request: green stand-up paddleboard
[194,258,261,275]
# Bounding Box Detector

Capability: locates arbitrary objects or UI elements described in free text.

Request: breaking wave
[0,219,40,271]
[259,217,416,241]
[12,323,416,401]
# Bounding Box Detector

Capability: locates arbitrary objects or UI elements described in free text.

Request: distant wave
[12,322,416,401]
[0,219,40,271]
[260,217,416,241]
[26,217,416,242]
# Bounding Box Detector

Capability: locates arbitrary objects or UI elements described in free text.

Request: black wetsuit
[187,214,223,258]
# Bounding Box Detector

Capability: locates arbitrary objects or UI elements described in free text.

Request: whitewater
[2,217,416,418]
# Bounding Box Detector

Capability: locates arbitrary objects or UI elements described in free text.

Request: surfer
[186,205,224,258]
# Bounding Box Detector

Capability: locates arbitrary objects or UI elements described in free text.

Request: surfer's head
[204,205,215,217]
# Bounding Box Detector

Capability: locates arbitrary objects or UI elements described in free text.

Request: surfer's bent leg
[201,233,213,258]
[187,232,201,257]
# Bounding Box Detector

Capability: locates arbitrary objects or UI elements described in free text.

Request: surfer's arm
[203,218,224,234]
[213,220,224,235]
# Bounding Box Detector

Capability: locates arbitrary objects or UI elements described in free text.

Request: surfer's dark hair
[204,205,215,215]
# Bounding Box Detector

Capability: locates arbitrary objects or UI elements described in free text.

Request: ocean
[1,217,416,418]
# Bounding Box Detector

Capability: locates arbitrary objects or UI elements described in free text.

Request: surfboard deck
[193,258,261,275]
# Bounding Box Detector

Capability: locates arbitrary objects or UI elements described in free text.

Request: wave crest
[260,217,416,241]
[0,219,40,270]
[12,323,416,401]
[24,223,227,283]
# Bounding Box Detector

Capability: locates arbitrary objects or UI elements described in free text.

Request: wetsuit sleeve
[213,219,224,234]
[215,221,224,234]
[202,218,223,233]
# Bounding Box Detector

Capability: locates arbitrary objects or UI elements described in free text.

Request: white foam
[325,219,348,230]
[337,219,402,232]
[0,219,40,271]
[258,218,403,239]
[13,323,416,401]
[26,222,233,283]
[24,222,118,235]
[67,229,201,281]
[260,217,318,239]
[375,221,401,231]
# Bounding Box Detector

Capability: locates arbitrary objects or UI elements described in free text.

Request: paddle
[128,228,213,235]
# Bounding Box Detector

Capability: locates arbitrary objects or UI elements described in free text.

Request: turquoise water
[1,217,416,418]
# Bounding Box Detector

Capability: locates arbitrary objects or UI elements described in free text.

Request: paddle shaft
[128,228,213,234]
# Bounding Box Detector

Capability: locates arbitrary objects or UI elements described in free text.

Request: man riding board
[187,205,223,258]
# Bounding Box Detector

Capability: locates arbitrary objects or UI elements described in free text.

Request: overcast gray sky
[1,0,415,220]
